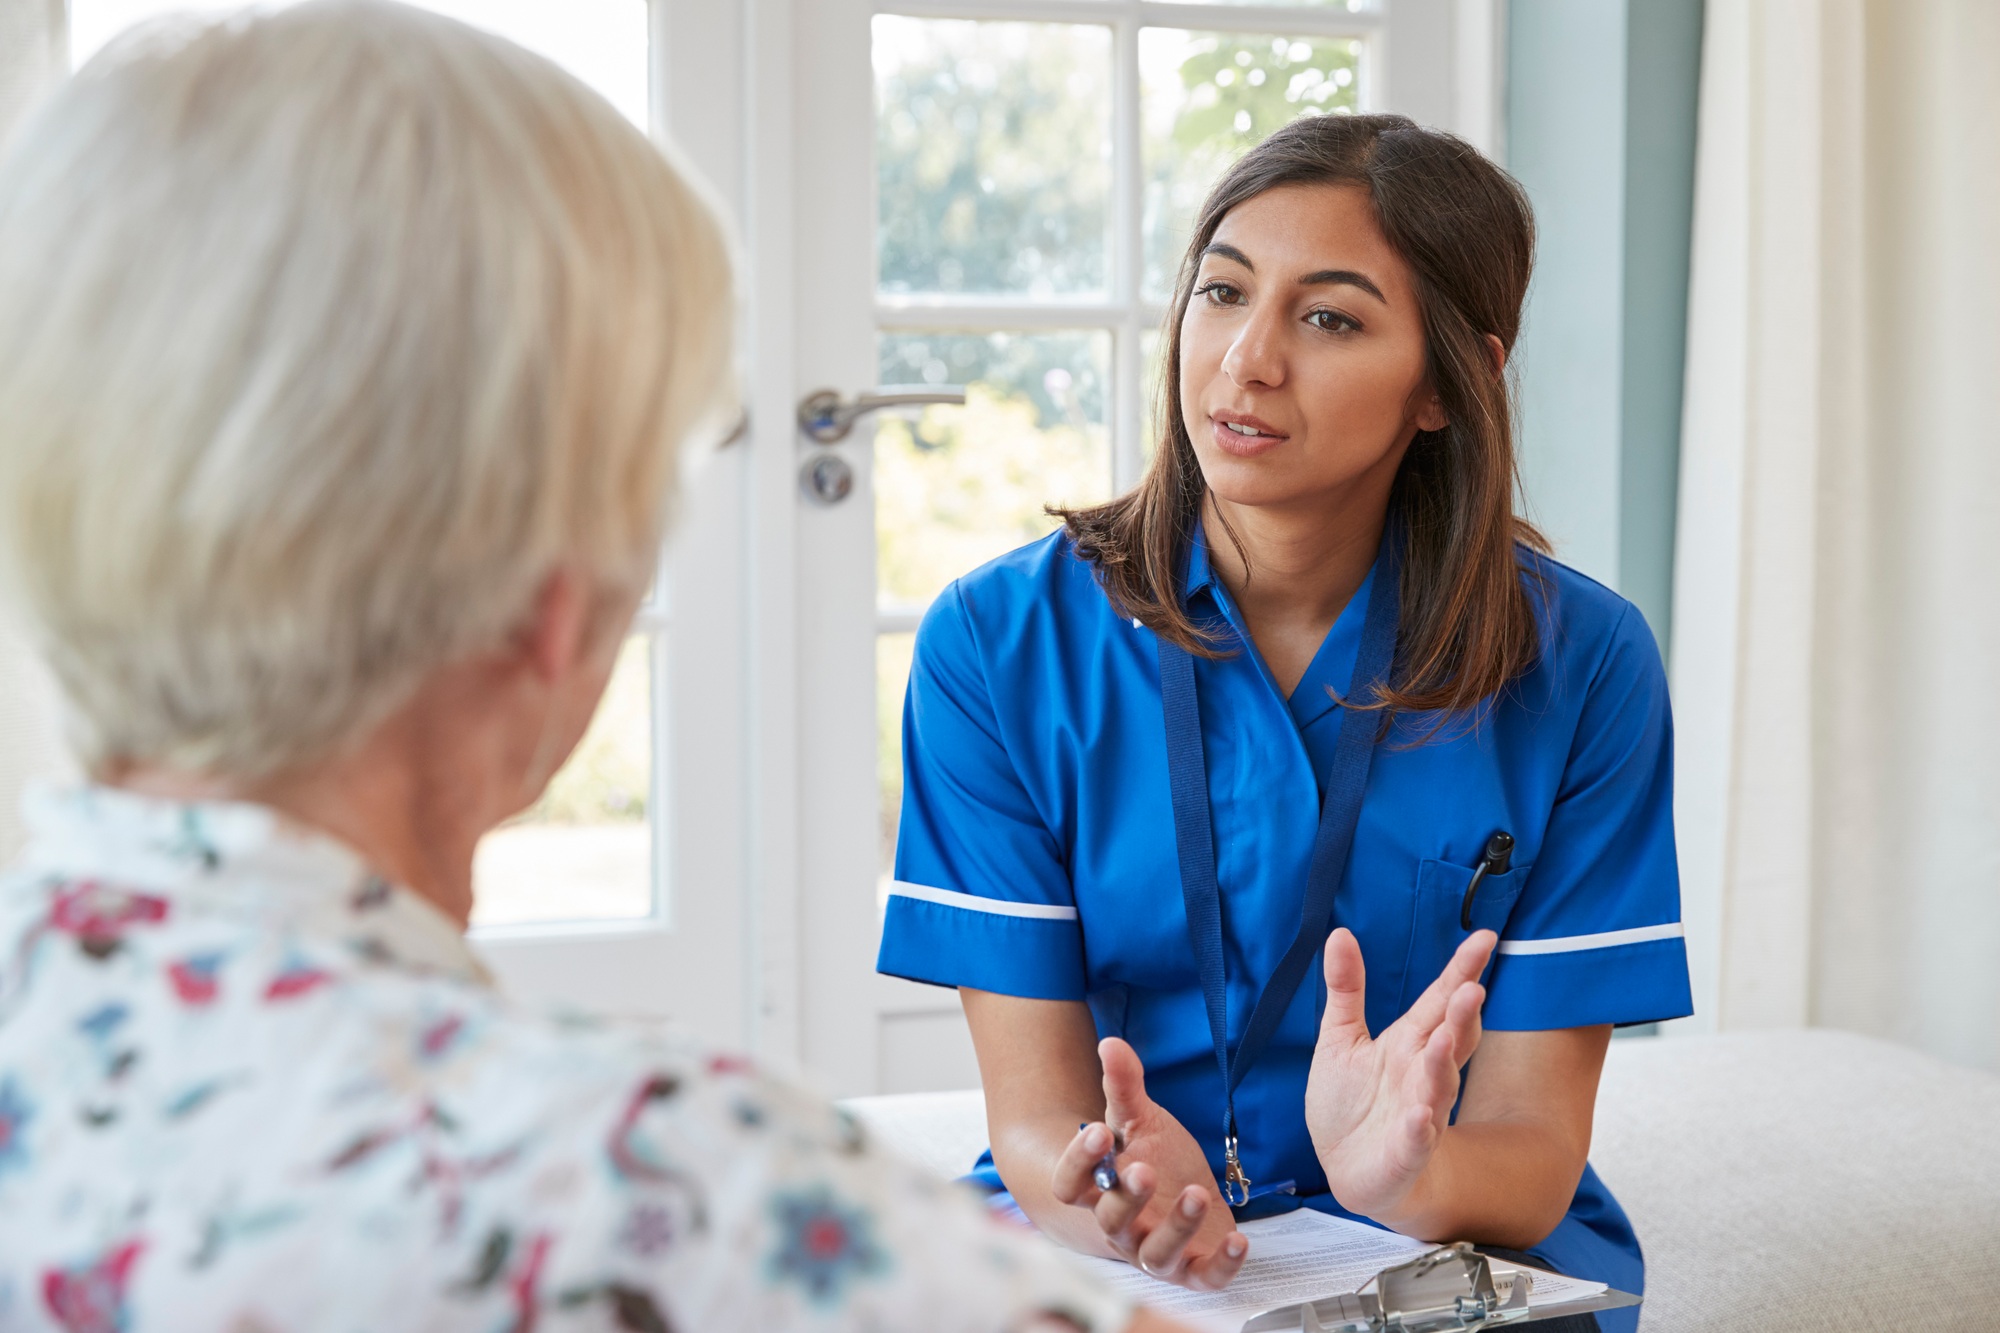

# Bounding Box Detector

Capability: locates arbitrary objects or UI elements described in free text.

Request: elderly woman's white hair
[0,0,735,777]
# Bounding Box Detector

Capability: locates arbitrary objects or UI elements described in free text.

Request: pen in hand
[1080,1122,1119,1191]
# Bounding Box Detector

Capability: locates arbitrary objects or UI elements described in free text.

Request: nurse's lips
[1209,410,1288,458]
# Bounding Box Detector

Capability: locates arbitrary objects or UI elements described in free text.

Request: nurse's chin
[1194,451,1329,509]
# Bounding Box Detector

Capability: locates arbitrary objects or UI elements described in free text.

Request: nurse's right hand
[1052,1038,1251,1291]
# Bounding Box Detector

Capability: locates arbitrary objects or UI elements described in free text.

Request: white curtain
[1671,0,2000,1072]
[1,1,62,136]
[0,0,75,856]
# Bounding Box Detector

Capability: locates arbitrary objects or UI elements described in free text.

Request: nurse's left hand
[1052,1039,1250,1290]
[1303,928,1494,1225]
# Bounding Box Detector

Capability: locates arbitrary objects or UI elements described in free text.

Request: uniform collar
[1289,565,1375,730]
[14,783,488,986]
[1179,521,1378,731]
[1182,523,1220,604]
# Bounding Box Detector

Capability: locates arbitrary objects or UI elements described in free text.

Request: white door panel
[793,0,894,1096]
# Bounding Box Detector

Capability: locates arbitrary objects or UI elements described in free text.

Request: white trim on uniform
[886,881,1081,922]
[1495,922,1685,956]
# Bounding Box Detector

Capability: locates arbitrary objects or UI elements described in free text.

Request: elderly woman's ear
[490,565,642,811]
[512,566,634,690]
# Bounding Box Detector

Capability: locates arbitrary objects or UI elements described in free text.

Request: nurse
[877,113,1690,1331]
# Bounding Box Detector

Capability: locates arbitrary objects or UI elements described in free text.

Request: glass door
[792,0,1409,1097]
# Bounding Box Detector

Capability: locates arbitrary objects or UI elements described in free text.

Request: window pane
[875,17,1112,297]
[877,630,917,898]
[70,0,649,129]
[876,330,1113,608]
[1141,30,1363,299]
[473,635,653,926]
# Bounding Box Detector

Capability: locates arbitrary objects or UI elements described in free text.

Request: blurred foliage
[875,17,1111,296]
[516,635,651,826]
[874,380,1110,607]
[881,328,1107,427]
[1142,31,1361,295]
[1169,34,1360,148]
[873,332,1111,858]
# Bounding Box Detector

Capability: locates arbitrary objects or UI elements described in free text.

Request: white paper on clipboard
[1074,1212,1607,1333]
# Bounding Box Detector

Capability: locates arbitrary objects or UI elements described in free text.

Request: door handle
[796,385,968,444]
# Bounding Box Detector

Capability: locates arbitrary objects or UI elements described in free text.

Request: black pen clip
[1459,831,1515,931]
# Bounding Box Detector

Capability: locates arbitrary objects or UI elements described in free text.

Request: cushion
[1590,1029,2000,1330]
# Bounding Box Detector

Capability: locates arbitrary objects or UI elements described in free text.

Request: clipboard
[1239,1242,1639,1333]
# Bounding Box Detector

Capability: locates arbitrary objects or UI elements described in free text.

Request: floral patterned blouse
[0,786,1133,1333]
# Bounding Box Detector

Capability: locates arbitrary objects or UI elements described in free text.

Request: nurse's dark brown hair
[1057,113,1547,718]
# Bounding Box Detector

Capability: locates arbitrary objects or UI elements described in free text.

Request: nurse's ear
[1413,333,1507,434]
[1414,390,1449,434]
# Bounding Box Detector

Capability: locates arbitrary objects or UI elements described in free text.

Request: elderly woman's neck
[95,577,618,932]
[104,713,487,929]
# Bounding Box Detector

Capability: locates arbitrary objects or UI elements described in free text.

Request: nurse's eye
[1195,280,1247,307]
[1307,308,1362,334]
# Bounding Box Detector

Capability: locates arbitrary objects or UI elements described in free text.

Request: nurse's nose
[1221,305,1288,390]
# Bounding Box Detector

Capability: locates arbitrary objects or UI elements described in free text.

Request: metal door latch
[800,453,854,506]
[794,384,967,505]
[795,385,966,444]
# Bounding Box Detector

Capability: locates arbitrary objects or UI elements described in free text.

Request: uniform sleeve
[1483,604,1694,1030]
[875,585,1087,1000]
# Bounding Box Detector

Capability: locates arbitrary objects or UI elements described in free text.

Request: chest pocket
[1395,858,1532,1012]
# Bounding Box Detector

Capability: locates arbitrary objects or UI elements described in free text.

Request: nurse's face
[1177,182,1446,512]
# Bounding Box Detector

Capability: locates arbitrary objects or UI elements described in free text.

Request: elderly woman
[0,4,1190,1329]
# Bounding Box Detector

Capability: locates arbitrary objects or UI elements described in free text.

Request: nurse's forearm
[1363,1026,1609,1249]
[959,988,1122,1257]
[962,990,1247,1281]
[1362,1119,1588,1249]
[992,1109,1128,1258]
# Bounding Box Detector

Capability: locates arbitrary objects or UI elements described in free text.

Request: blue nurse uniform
[876,526,1693,1332]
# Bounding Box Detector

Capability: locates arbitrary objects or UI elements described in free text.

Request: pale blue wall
[1506,0,1703,650]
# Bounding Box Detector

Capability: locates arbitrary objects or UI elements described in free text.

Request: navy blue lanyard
[1155,527,1402,1207]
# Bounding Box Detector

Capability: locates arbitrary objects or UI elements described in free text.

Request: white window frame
[471,2,767,1045]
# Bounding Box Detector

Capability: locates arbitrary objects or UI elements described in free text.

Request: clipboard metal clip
[1242,1243,1532,1333]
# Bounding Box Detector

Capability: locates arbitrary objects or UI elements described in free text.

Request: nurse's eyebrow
[1199,243,1256,271]
[1197,244,1388,304]
[1299,268,1387,303]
